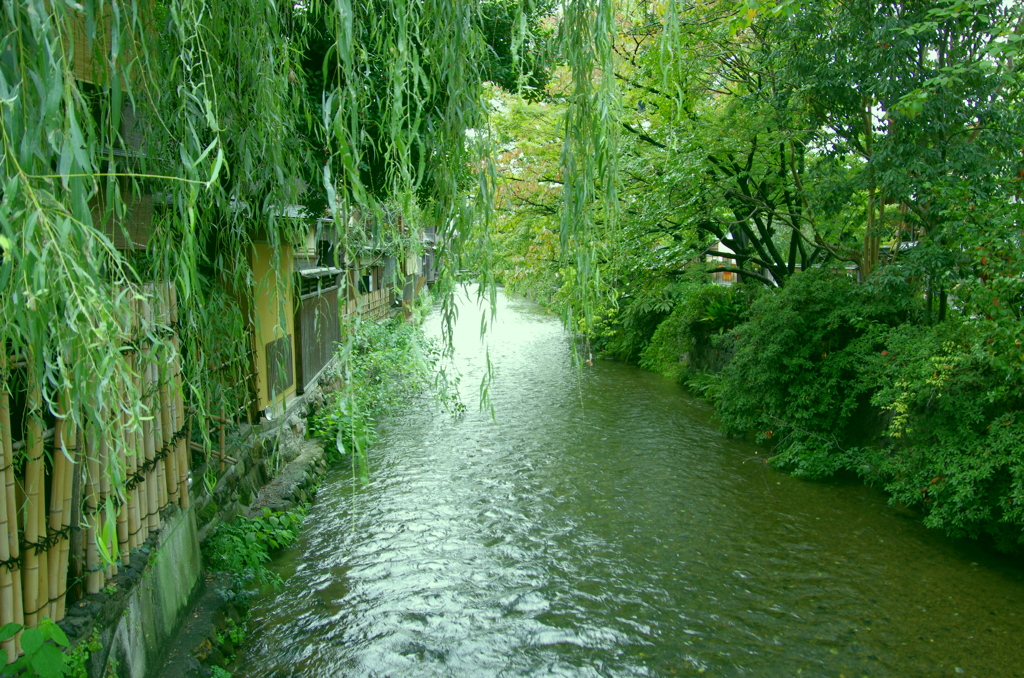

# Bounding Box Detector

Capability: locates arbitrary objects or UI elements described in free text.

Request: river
[234,289,1024,677]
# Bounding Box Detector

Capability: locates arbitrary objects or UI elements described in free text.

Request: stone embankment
[159,421,332,678]
[59,383,336,677]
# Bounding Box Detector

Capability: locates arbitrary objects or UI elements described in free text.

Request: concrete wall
[92,506,202,678]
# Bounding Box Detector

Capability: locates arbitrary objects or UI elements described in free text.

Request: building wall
[251,243,297,413]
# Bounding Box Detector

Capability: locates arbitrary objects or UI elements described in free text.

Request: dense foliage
[0,0,566,585]
[309,311,443,480]
[488,0,1024,551]
[205,507,306,591]
[3,0,1023,593]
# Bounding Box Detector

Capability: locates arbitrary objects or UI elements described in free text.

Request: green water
[234,290,1023,677]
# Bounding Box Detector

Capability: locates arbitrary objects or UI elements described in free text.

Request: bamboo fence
[0,282,192,663]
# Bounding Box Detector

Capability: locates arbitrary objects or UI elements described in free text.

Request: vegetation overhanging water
[235,292,1024,678]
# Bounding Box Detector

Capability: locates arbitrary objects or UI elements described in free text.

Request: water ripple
[236,290,1024,678]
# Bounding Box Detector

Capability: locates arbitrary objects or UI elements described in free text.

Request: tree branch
[621,122,668,150]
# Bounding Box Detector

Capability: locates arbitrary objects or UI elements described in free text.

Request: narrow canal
[235,289,1024,677]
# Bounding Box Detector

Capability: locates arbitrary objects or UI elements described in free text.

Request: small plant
[210,667,233,678]
[224,618,245,645]
[65,631,101,678]
[204,506,306,591]
[0,619,70,678]
[102,583,117,596]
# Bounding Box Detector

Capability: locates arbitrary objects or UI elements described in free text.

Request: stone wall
[59,364,339,677]
[61,505,202,678]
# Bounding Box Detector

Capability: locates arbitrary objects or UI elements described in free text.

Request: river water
[235,289,1024,677]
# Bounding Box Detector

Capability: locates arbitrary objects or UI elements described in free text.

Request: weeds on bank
[309,316,459,471]
[204,506,307,597]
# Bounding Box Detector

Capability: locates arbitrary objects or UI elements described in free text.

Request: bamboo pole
[46,392,70,621]
[66,424,83,617]
[142,292,160,532]
[158,284,179,509]
[85,423,101,595]
[22,369,44,627]
[170,284,190,510]
[0,356,19,659]
[36,452,49,623]
[134,390,148,544]
[116,411,130,568]
[126,296,139,550]
[154,377,167,512]
[150,299,167,514]
[131,297,148,545]
[55,420,75,621]
[161,378,178,507]
[126,414,139,551]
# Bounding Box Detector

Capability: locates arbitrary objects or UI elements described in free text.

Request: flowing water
[235,289,1024,677]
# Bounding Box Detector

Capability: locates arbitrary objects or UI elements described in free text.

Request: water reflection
[235,288,1024,678]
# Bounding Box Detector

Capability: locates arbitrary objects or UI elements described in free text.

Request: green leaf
[208,147,225,187]
[44,621,69,648]
[20,628,44,655]
[30,644,66,678]
[0,623,20,643]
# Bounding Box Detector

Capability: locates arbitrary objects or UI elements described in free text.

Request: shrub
[710,270,910,477]
[204,507,306,592]
[866,322,1024,550]
[639,283,750,380]
[309,317,440,467]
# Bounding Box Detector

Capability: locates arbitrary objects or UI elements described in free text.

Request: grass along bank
[193,310,444,675]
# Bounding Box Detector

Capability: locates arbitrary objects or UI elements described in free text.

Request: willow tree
[0,0,630,609]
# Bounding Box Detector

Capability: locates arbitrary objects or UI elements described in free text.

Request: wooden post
[0,356,21,659]
[22,368,45,627]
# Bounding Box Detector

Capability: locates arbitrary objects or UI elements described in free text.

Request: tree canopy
[2,0,1024,552]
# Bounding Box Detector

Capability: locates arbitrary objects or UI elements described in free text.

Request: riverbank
[515,271,1024,555]
[229,289,1024,678]
[158,313,438,677]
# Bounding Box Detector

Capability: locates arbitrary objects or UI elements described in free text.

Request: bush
[709,270,910,477]
[308,317,441,475]
[866,322,1024,550]
[204,507,306,592]
[639,283,749,380]
[686,268,1024,551]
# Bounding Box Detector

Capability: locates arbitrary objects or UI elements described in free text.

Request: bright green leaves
[728,0,804,34]
[0,619,71,678]
[204,506,307,590]
[308,317,440,482]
